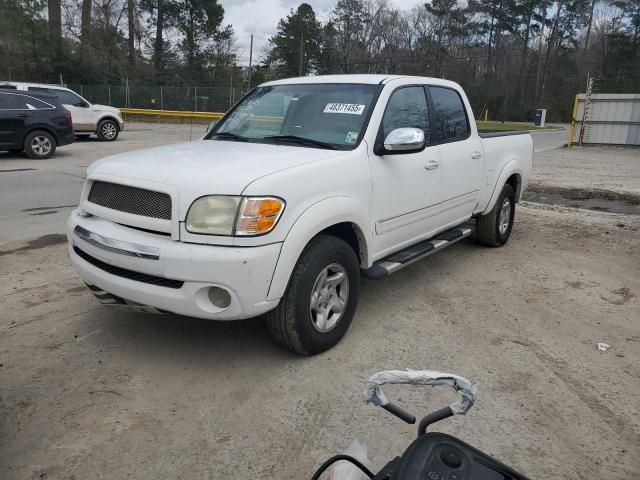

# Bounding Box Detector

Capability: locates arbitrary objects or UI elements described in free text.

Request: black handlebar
[418,406,454,435]
[382,402,417,424]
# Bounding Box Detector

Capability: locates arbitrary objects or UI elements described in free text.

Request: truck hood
[92,104,121,115]
[87,139,347,201]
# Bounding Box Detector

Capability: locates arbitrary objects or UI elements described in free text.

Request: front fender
[267,197,370,301]
[483,160,524,214]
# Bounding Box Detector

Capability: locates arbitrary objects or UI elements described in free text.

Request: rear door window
[0,92,55,110]
[429,86,469,142]
[0,93,27,110]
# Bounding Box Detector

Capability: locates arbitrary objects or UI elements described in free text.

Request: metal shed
[569,93,640,146]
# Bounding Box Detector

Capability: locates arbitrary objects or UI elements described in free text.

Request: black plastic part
[310,454,374,480]
[418,406,454,435]
[478,130,530,138]
[386,240,435,263]
[382,402,417,424]
[391,432,531,480]
[74,247,184,289]
[361,264,389,279]
[433,227,466,242]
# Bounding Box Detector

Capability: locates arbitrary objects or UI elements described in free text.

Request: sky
[219,0,419,65]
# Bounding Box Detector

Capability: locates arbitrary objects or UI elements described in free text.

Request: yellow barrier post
[567,94,579,147]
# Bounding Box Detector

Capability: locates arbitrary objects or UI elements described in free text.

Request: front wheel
[267,235,360,355]
[96,119,119,141]
[476,184,516,247]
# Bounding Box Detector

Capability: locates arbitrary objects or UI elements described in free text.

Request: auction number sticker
[323,103,366,115]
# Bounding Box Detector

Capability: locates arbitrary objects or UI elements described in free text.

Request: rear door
[428,86,484,224]
[0,92,27,149]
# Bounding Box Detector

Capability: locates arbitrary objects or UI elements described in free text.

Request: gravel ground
[1,204,639,480]
[531,146,640,198]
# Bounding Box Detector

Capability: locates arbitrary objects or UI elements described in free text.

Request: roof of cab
[259,74,459,88]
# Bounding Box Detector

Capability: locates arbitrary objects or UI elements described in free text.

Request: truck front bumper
[67,209,282,320]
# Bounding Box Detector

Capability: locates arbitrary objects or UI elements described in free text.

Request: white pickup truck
[68,75,532,355]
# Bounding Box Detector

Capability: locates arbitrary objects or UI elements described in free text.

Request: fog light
[208,286,231,308]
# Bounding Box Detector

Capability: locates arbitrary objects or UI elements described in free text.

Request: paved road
[0,124,568,246]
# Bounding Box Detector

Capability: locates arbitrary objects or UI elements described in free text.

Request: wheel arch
[267,197,370,301]
[97,116,121,131]
[482,160,524,214]
[22,125,60,145]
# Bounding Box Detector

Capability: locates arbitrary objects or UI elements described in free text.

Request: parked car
[0,82,124,141]
[67,75,533,354]
[0,90,74,159]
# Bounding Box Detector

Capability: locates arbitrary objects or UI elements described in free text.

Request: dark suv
[0,89,74,159]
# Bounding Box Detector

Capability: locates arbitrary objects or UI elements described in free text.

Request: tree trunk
[80,0,92,58]
[128,0,136,67]
[154,0,164,82]
[533,0,547,105]
[518,11,533,107]
[47,0,62,62]
[583,0,596,50]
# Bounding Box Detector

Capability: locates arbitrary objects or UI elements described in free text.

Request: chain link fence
[67,84,247,112]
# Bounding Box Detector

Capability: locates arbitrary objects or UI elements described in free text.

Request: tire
[24,130,56,159]
[267,235,360,355]
[476,184,516,247]
[96,119,119,141]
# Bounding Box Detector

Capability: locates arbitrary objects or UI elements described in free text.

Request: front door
[369,86,442,260]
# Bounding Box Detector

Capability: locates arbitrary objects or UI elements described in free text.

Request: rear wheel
[96,119,119,141]
[24,130,56,159]
[476,184,515,247]
[267,235,360,355]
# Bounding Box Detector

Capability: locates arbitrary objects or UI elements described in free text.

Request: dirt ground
[1,202,639,479]
[531,146,640,198]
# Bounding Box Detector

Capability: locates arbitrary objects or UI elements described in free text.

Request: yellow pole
[484,109,488,122]
[567,94,579,147]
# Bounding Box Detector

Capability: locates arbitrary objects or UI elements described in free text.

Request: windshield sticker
[324,103,366,115]
[345,131,359,144]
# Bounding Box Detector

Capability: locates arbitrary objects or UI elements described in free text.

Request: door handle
[425,160,440,170]
[471,151,482,159]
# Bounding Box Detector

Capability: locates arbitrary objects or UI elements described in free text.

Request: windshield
[208,83,380,150]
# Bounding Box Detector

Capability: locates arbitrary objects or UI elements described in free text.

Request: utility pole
[299,32,304,77]
[248,34,254,90]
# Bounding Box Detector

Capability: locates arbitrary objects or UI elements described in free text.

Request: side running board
[362,226,472,279]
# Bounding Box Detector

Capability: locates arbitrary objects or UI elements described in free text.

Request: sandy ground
[1,203,639,480]
[531,146,640,198]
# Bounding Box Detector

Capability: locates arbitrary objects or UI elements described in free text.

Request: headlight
[185,196,284,236]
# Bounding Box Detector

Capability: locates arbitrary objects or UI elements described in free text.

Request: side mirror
[379,127,425,154]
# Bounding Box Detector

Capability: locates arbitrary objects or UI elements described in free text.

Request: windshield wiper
[209,132,250,142]
[263,135,338,150]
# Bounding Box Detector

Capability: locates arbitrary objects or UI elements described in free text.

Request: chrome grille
[87,181,172,220]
